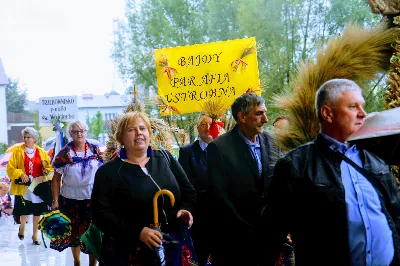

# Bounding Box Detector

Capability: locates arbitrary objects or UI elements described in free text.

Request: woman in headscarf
[91,111,197,266]
[6,126,53,245]
[51,121,103,266]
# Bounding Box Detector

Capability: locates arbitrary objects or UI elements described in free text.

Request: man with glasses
[51,121,103,266]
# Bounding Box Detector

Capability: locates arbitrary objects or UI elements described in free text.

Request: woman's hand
[51,200,59,210]
[177,209,193,229]
[139,227,163,249]
[4,208,13,215]
[21,174,29,183]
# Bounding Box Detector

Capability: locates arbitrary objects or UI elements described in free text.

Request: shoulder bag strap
[336,151,390,207]
[159,149,171,167]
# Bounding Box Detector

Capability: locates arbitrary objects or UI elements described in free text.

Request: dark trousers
[190,222,209,266]
[211,249,259,266]
[191,193,210,266]
[210,232,260,266]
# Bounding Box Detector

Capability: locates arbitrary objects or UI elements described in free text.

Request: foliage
[33,110,42,147]
[363,75,387,113]
[112,0,381,142]
[87,110,105,140]
[386,38,400,109]
[0,143,8,154]
[5,78,28,113]
[85,112,91,131]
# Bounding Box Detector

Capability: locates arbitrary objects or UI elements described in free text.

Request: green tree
[363,75,387,113]
[0,143,8,154]
[113,0,209,142]
[85,112,91,129]
[33,110,42,147]
[5,78,27,113]
[113,0,382,136]
[88,110,105,140]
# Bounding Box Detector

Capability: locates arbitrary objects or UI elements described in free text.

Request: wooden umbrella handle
[153,189,175,227]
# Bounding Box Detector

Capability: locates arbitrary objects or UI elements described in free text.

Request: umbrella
[0,157,9,182]
[81,190,177,264]
[348,107,400,165]
[153,190,175,228]
[28,175,53,206]
[0,153,12,168]
[27,160,54,206]
[5,142,24,153]
[151,190,180,266]
[38,209,71,247]
[81,223,104,261]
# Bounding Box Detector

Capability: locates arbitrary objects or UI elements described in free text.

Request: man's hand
[139,227,163,249]
[177,209,193,228]
[286,234,292,245]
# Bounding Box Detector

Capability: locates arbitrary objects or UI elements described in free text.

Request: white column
[0,84,7,145]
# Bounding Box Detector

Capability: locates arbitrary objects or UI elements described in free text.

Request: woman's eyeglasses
[71,130,87,135]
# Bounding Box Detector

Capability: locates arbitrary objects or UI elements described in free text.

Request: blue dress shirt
[238,130,262,176]
[198,137,208,151]
[321,133,394,266]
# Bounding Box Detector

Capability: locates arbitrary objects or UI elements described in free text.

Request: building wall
[78,106,125,123]
[7,123,34,144]
[0,84,7,144]
[6,97,128,146]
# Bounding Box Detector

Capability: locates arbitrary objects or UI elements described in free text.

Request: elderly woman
[6,127,53,244]
[51,121,103,266]
[91,111,197,266]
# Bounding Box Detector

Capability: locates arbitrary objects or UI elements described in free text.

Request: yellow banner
[154,37,260,115]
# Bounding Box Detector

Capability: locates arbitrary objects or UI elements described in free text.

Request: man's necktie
[252,146,262,176]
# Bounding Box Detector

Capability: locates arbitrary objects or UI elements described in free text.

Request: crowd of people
[2,78,400,266]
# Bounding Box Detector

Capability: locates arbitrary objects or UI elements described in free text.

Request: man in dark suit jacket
[207,93,279,265]
[179,114,215,266]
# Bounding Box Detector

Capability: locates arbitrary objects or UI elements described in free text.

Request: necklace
[72,143,88,158]
[25,147,36,154]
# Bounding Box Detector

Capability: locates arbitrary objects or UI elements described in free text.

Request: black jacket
[91,150,196,263]
[261,134,400,266]
[179,140,208,194]
[207,127,279,251]
[179,140,208,220]
[179,140,211,265]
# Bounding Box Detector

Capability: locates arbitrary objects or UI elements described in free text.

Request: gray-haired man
[207,93,278,265]
[261,79,400,266]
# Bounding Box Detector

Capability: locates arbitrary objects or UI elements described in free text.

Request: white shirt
[56,149,101,200]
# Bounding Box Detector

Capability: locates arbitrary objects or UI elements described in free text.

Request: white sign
[39,96,78,125]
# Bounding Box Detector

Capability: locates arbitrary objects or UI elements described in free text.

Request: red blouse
[24,150,43,178]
